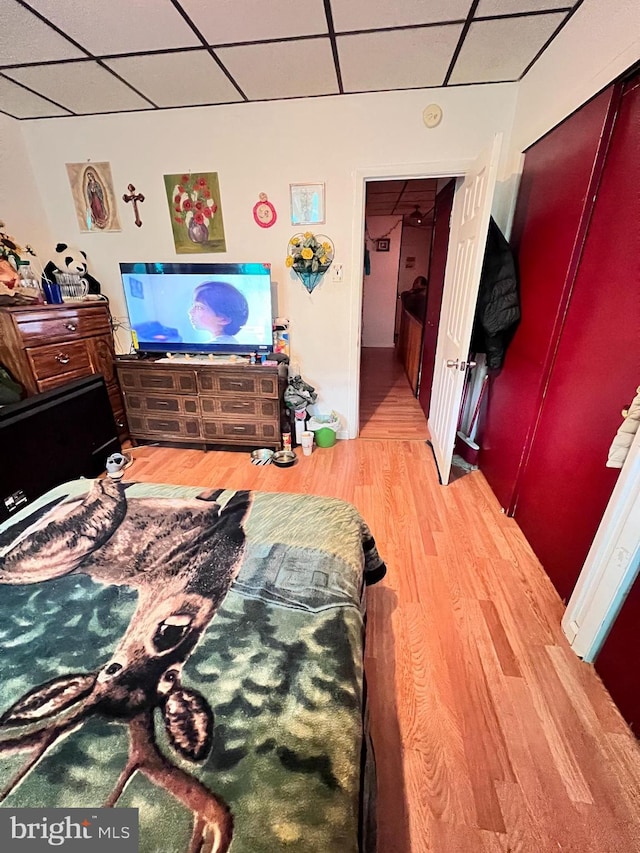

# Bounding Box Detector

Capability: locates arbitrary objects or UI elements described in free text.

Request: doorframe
[348,160,472,438]
[562,426,640,661]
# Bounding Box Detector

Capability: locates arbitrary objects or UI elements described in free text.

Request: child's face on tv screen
[188,300,228,336]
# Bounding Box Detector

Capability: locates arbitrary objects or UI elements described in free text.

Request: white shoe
[106,452,132,479]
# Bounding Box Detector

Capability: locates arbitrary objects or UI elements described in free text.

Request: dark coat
[471,217,520,370]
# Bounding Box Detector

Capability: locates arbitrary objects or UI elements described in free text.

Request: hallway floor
[359,347,429,440]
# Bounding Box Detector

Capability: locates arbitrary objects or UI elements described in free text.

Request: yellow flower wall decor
[286,232,334,293]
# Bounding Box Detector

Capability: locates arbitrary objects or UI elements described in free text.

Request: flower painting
[164,172,226,254]
[66,162,121,232]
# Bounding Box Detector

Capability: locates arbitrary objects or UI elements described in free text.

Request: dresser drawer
[118,367,197,394]
[36,367,94,393]
[128,413,201,439]
[198,370,278,398]
[202,419,279,443]
[27,340,92,381]
[200,397,278,419]
[125,393,200,416]
[14,307,110,346]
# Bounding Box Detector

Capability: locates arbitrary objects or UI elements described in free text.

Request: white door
[428,135,502,485]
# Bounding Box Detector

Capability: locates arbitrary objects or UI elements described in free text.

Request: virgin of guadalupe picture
[66,162,121,232]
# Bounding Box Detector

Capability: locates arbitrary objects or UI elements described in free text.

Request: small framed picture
[376,239,390,252]
[290,183,325,225]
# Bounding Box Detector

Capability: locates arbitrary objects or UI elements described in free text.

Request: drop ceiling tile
[105,50,242,107]
[179,0,328,43]
[367,192,404,201]
[449,13,565,83]
[339,25,463,92]
[368,180,407,191]
[0,75,71,118]
[331,0,473,31]
[216,38,338,100]
[4,62,153,114]
[476,0,573,15]
[0,0,85,65]
[24,0,200,55]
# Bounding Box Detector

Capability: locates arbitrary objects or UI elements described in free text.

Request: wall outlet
[332,264,344,282]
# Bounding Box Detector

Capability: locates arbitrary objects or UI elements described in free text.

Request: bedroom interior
[1,1,639,851]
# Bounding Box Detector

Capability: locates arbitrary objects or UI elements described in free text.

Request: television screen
[119,262,274,354]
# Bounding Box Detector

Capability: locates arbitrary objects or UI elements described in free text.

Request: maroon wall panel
[419,179,455,418]
[595,575,640,734]
[514,78,640,603]
[480,86,619,511]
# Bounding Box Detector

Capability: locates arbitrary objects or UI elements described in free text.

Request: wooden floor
[123,354,640,853]
[359,347,429,440]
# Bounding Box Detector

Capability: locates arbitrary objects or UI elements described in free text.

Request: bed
[0,477,385,853]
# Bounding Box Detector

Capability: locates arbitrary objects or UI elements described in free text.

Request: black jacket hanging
[471,217,520,370]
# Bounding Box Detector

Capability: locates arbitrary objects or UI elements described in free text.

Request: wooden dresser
[116,358,287,450]
[0,301,128,439]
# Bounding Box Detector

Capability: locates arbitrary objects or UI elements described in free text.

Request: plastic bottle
[17,260,44,303]
[281,427,292,451]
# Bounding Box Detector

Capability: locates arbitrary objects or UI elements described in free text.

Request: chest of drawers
[116,358,287,450]
[0,301,128,439]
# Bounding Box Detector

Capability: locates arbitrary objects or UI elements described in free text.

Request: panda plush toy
[43,243,101,295]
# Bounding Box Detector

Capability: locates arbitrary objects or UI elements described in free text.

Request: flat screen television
[119,262,274,355]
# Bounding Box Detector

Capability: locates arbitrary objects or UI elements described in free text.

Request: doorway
[358,177,454,439]
[352,138,502,486]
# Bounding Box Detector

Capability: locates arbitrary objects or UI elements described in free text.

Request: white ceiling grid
[0,0,582,120]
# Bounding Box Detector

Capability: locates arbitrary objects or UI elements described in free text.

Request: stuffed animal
[43,243,101,294]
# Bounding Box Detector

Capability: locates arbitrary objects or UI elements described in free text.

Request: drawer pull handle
[228,381,244,387]
[232,425,246,432]
[156,400,169,407]
[64,322,77,331]
[55,353,70,365]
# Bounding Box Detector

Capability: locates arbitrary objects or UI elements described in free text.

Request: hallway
[359,347,429,440]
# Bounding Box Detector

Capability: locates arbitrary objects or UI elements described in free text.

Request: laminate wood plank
[545,644,630,737]
[479,599,523,678]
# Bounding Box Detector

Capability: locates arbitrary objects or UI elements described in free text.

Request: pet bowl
[250,448,274,466]
[272,450,297,468]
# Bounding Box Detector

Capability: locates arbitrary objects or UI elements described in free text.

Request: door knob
[446,358,478,371]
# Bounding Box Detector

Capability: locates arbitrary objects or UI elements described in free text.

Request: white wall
[362,215,402,347]
[17,83,517,436]
[398,224,431,296]
[0,115,53,273]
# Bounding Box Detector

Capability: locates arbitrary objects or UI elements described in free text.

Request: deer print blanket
[0,478,385,853]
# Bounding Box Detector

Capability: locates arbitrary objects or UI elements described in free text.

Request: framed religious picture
[164,172,227,253]
[376,239,390,252]
[66,162,121,232]
[290,183,325,226]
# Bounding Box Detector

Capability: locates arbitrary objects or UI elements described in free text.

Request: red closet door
[480,86,619,511]
[514,77,640,602]
[595,576,640,733]
[418,179,454,418]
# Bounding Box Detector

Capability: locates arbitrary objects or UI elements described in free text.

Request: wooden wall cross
[123,183,145,227]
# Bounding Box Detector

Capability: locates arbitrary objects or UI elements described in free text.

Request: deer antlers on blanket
[0,478,253,853]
